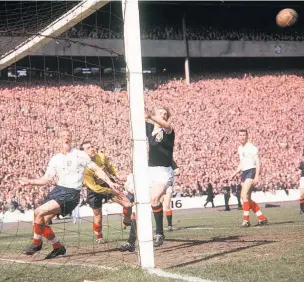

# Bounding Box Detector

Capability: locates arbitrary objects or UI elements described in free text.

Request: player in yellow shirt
[80,141,132,242]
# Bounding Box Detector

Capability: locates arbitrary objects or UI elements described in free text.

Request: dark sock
[166,210,172,227]
[152,204,163,235]
[128,218,137,244]
[300,201,304,212]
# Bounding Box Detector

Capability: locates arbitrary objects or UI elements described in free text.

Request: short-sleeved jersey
[146,122,174,167]
[83,153,117,195]
[238,142,258,171]
[44,148,94,190]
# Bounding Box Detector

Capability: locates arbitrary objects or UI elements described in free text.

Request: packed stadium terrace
[2,24,304,41]
[65,24,304,41]
[0,72,303,213]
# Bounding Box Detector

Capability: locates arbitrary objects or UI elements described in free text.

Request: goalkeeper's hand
[111,188,124,199]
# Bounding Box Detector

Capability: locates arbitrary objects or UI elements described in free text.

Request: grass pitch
[0,204,303,282]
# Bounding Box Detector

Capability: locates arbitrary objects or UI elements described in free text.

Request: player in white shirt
[231,129,268,227]
[19,129,119,259]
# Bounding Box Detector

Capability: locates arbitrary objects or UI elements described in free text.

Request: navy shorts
[41,185,80,217]
[127,192,135,203]
[87,188,114,209]
[241,168,256,183]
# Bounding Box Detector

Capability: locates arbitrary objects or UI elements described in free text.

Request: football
[276,8,298,27]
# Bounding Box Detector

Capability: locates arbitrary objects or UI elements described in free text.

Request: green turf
[0,206,303,282]
[164,207,304,282]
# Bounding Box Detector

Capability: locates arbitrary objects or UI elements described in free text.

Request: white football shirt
[44,148,94,190]
[238,142,259,171]
[125,173,135,194]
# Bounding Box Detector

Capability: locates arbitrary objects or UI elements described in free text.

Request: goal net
[0,1,153,280]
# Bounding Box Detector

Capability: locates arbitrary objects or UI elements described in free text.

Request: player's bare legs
[241,179,267,227]
[26,200,65,257]
[113,195,133,229]
[241,179,253,227]
[92,208,103,242]
[92,195,133,243]
[118,192,136,252]
[44,214,56,224]
[151,184,166,247]
[162,191,173,231]
[34,200,61,224]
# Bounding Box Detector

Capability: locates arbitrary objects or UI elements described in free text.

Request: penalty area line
[147,268,213,282]
[0,258,213,281]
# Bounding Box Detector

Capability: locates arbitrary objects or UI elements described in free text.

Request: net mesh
[0,1,140,280]
[0,1,79,57]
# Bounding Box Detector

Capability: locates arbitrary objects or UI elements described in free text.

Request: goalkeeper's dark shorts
[87,188,114,209]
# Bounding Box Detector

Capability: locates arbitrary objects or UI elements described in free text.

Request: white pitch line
[0,258,214,281]
[148,268,213,282]
[0,258,115,270]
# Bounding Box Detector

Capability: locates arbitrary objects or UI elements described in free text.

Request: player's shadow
[251,220,296,227]
[161,235,276,258]
[162,235,241,253]
[262,220,295,226]
[165,238,275,269]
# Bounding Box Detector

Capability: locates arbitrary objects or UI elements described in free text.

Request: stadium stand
[0,72,303,213]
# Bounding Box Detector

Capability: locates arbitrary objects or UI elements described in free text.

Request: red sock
[93,222,102,238]
[123,207,132,225]
[251,201,266,221]
[43,225,63,249]
[32,223,45,245]
[165,211,173,216]
[243,201,251,222]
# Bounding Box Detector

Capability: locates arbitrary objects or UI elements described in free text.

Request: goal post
[0,0,155,269]
[122,0,155,269]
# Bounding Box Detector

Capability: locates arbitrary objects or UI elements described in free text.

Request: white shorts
[166,186,173,194]
[148,166,174,193]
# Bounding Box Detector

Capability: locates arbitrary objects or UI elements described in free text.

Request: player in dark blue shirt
[145,107,175,247]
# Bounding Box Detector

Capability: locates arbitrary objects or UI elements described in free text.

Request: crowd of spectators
[2,23,304,41]
[64,24,304,41]
[0,72,304,213]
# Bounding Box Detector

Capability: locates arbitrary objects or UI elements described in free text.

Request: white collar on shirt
[152,127,163,136]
